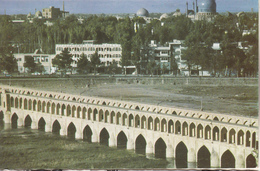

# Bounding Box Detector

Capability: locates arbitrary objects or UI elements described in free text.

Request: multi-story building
[14,50,56,74]
[42,5,69,19]
[55,40,122,69]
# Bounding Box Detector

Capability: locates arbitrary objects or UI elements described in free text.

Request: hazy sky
[0,0,258,15]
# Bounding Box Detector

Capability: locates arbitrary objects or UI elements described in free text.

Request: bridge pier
[76,131,83,139]
[188,149,196,168]
[18,118,23,127]
[60,128,67,136]
[127,139,134,150]
[3,111,11,129]
[31,121,38,129]
[211,149,220,168]
[92,132,98,143]
[146,143,154,159]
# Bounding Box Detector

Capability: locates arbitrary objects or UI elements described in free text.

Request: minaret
[193,2,195,12]
[195,0,198,13]
[63,1,65,11]
[186,2,188,17]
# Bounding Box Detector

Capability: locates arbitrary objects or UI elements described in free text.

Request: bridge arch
[135,134,146,155]
[197,145,211,168]
[155,138,166,159]
[175,141,188,168]
[100,128,109,146]
[38,117,46,131]
[246,154,257,168]
[83,125,92,142]
[52,120,61,135]
[24,115,32,128]
[221,150,235,168]
[67,122,76,139]
[117,131,127,149]
[11,113,18,128]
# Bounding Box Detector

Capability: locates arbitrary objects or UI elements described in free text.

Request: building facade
[14,50,56,74]
[55,41,122,69]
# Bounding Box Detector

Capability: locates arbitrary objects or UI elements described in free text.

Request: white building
[14,49,56,74]
[55,40,122,69]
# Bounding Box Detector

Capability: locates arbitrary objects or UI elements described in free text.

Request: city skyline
[0,0,258,15]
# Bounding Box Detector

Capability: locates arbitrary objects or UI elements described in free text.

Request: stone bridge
[0,85,258,169]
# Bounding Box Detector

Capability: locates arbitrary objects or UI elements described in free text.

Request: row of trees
[0,12,258,76]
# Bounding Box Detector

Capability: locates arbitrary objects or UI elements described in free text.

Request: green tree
[77,53,90,74]
[52,48,73,75]
[23,56,36,73]
[90,50,101,74]
[35,62,45,74]
[0,52,18,74]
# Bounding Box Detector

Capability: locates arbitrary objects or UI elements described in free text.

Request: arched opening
[15,97,18,108]
[37,100,42,112]
[82,107,87,119]
[33,100,37,111]
[100,128,109,146]
[11,97,14,107]
[229,129,236,144]
[213,126,219,141]
[61,104,66,116]
[161,119,167,132]
[19,98,23,109]
[189,123,195,137]
[117,131,127,149]
[135,115,140,128]
[175,121,181,134]
[141,116,146,129]
[148,117,153,130]
[46,102,51,113]
[155,138,166,159]
[116,112,121,125]
[246,154,257,168]
[221,127,227,142]
[11,113,18,129]
[51,103,56,114]
[205,125,211,140]
[83,125,92,143]
[0,111,3,121]
[24,115,32,128]
[28,99,32,110]
[135,134,146,155]
[110,111,115,124]
[38,117,46,131]
[168,120,174,133]
[93,108,98,121]
[52,120,61,135]
[99,109,104,122]
[246,131,251,147]
[77,107,81,118]
[176,142,188,168]
[197,124,203,138]
[213,117,219,121]
[182,122,188,136]
[122,113,127,126]
[42,101,46,112]
[252,132,256,148]
[128,114,134,127]
[67,105,71,117]
[237,130,244,145]
[154,117,160,131]
[135,106,140,110]
[197,146,210,168]
[72,106,76,117]
[105,110,109,123]
[221,150,235,168]
[67,122,76,139]
[24,99,28,110]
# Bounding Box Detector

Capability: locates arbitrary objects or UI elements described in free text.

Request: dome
[160,13,169,20]
[27,12,32,18]
[198,0,216,13]
[35,11,42,17]
[137,8,149,17]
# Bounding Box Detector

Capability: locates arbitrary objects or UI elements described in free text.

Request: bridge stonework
[0,85,258,169]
